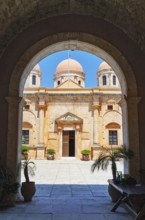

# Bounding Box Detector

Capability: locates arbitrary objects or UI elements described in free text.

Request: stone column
[118,97,129,149]
[119,96,141,180]
[57,126,62,158]
[127,97,141,180]
[5,96,25,176]
[92,104,100,147]
[109,73,111,86]
[38,104,46,146]
[76,125,80,159]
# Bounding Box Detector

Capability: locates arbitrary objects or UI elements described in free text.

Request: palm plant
[91,146,134,182]
[21,157,36,183]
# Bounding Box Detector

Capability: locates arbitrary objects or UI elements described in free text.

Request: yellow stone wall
[23,87,122,160]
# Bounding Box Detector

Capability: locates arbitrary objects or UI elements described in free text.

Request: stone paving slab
[104,214,134,220]
[0,213,52,220]
[0,160,134,220]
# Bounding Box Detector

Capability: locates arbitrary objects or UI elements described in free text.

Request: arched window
[113,75,116,85]
[78,80,81,85]
[102,75,107,85]
[57,81,60,85]
[32,75,36,85]
[105,123,120,145]
[106,122,120,129]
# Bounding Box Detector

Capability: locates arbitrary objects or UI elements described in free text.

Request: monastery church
[22,58,122,159]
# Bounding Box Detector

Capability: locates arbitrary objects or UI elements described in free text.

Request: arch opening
[19,42,128,170]
[7,33,139,181]
[18,40,128,97]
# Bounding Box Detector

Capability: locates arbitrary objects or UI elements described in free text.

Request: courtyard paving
[0,159,134,220]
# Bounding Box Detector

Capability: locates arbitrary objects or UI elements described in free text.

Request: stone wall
[0,1,145,55]
[23,91,122,159]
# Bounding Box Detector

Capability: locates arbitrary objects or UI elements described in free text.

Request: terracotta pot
[47,154,55,160]
[21,182,36,202]
[21,153,28,160]
[82,155,89,161]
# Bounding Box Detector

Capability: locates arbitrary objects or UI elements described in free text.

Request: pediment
[56,112,83,123]
[56,79,82,89]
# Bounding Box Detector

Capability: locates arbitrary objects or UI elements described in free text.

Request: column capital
[38,104,47,111]
[127,96,141,104]
[118,96,141,107]
[92,103,101,110]
[76,125,80,131]
[118,96,126,107]
[57,126,62,131]
[5,96,25,107]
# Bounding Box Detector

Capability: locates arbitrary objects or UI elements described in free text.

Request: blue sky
[39,50,103,88]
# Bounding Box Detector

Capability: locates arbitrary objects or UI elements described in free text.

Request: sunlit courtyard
[21,159,124,185]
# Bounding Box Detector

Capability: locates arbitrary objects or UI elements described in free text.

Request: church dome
[56,58,83,74]
[98,61,112,72]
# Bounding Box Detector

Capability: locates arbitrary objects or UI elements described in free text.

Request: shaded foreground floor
[0,160,134,220]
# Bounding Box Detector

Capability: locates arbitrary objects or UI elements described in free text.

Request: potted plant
[0,165,19,207]
[120,174,137,185]
[91,146,134,202]
[81,149,91,161]
[46,148,56,160]
[21,157,36,202]
[21,145,29,160]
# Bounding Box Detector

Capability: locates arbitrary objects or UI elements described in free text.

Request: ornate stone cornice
[24,93,121,104]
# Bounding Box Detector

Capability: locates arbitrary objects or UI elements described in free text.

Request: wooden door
[62,131,69,156]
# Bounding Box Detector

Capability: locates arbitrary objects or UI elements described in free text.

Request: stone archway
[1,15,140,181]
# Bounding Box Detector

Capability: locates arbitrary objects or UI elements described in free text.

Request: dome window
[32,75,36,85]
[57,80,60,85]
[113,75,116,85]
[78,80,81,85]
[102,75,107,86]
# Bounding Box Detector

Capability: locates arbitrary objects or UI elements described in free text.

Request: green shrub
[21,145,29,154]
[47,149,56,155]
[81,149,90,155]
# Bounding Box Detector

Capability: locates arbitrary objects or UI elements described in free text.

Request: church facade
[22,59,122,159]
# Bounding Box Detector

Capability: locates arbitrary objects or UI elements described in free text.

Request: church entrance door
[62,131,75,157]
